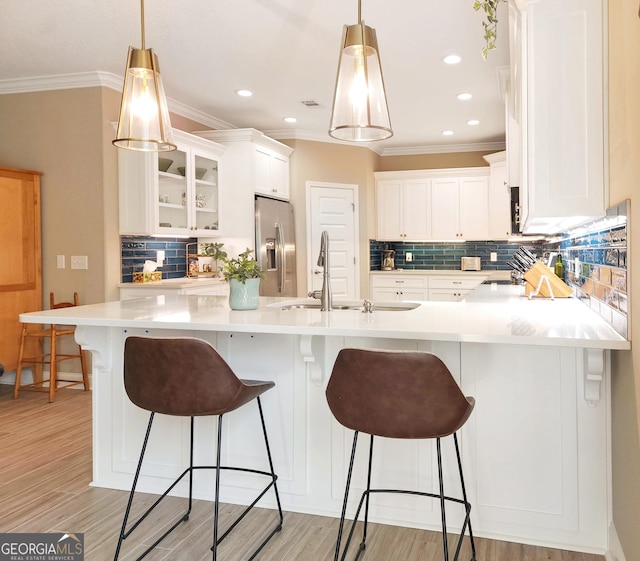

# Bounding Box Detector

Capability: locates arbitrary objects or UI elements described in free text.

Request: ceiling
[0,0,510,155]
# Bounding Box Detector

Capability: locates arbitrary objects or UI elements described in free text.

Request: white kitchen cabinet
[375,178,430,240]
[254,145,291,200]
[484,151,512,240]
[510,0,607,234]
[431,176,489,241]
[195,128,293,201]
[369,273,429,301]
[428,275,486,302]
[118,129,225,237]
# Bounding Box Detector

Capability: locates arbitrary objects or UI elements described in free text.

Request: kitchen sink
[267,300,420,312]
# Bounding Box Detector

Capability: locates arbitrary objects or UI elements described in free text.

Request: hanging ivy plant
[473,0,507,59]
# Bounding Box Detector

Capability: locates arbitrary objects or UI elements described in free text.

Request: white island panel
[20,287,627,556]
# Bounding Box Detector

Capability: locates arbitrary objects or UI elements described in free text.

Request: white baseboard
[606,522,627,561]
[0,368,91,389]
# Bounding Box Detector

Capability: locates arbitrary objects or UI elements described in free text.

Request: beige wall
[281,139,379,297]
[608,1,640,559]
[378,150,493,171]
[0,88,116,307]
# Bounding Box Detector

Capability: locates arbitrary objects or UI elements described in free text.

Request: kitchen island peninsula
[20,285,629,557]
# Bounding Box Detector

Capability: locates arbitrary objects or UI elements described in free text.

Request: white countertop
[118,277,226,289]
[21,285,630,350]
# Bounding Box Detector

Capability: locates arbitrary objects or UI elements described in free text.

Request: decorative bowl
[158,158,173,172]
[177,166,207,179]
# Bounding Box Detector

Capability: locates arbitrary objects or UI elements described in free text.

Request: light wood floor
[0,385,604,561]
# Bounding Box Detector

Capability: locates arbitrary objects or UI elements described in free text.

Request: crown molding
[378,141,506,156]
[0,72,505,157]
[0,71,122,94]
[0,71,238,131]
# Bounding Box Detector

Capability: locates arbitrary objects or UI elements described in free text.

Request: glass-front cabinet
[119,129,225,237]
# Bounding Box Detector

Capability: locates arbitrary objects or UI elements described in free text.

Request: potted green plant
[221,249,265,310]
[199,242,227,276]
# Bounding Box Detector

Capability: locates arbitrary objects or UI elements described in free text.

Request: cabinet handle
[453,281,462,284]
[395,280,404,284]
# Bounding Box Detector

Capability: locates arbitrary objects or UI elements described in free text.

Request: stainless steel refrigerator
[255,196,297,296]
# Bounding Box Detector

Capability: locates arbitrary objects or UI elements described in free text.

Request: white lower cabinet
[370,274,429,301]
[370,273,486,302]
[88,326,609,554]
[428,276,486,302]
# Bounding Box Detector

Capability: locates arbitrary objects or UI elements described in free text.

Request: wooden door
[0,167,42,371]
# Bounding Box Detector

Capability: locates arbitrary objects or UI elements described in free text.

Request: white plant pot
[228,278,260,310]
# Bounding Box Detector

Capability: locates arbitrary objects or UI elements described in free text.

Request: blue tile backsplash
[369,240,545,271]
[557,200,629,338]
[121,236,196,283]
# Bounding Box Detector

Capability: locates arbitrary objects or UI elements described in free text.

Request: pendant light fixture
[328,0,392,142]
[113,0,176,151]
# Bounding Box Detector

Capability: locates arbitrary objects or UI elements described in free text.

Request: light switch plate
[406,252,413,262]
[57,255,65,269]
[71,255,88,270]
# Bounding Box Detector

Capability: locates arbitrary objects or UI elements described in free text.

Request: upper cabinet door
[430,178,459,240]
[512,0,607,233]
[375,178,430,241]
[402,179,430,240]
[459,177,489,241]
[376,180,403,240]
[119,130,225,237]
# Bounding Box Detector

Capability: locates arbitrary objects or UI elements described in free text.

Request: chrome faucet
[308,231,332,311]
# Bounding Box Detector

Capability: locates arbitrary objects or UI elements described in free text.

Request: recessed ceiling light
[467,119,480,126]
[283,117,297,123]
[442,130,454,136]
[457,93,472,101]
[236,89,253,97]
[442,54,462,65]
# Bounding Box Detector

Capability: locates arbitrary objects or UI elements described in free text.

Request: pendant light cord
[358,0,362,23]
[140,0,146,49]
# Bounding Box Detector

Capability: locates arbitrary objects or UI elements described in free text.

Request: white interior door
[306,182,359,300]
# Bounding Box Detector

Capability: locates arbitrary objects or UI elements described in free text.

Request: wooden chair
[13,292,89,403]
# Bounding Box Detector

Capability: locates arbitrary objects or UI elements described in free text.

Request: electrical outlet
[406,252,413,262]
[490,252,497,262]
[56,255,65,269]
[71,255,88,270]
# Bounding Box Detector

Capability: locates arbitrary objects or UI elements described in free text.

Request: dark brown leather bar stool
[326,348,476,561]
[114,336,283,561]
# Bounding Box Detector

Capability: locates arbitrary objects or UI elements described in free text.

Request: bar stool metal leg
[212,414,224,561]
[436,438,450,561]
[334,431,360,561]
[114,413,194,561]
[209,397,283,560]
[453,433,476,561]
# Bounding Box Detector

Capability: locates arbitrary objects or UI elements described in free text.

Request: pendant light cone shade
[113,0,176,151]
[329,22,392,142]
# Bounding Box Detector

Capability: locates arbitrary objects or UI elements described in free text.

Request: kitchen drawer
[370,274,428,289]
[429,276,485,290]
[428,289,473,302]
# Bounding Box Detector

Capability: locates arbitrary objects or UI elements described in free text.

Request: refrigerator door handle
[275,222,285,293]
